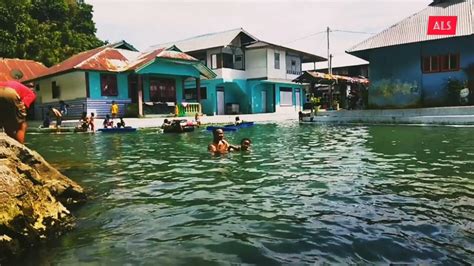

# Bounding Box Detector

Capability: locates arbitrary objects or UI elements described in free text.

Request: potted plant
[445,78,465,106]
[310,96,321,112]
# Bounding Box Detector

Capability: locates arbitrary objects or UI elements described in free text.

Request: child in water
[103,114,113,128]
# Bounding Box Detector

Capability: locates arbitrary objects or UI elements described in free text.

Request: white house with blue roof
[151,28,326,115]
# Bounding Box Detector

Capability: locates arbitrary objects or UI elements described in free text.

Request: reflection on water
[16,123,474,264]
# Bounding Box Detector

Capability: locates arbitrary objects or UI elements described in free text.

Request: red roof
[27,43,200,81]
[31,45,110,80]
[0,59,47,82]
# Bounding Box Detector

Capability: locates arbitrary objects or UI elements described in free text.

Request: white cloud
[87,0,431,66]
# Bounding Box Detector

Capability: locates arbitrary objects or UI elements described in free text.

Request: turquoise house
[348,0,474,108]
[151,28,326,115]
[26,41,215,119]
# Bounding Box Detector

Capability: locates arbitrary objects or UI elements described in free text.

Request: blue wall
[421,36,474,106]
[185,79,303,115]
[368,35,474,108]
[88,71,129,100]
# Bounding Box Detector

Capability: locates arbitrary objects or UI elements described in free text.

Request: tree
[0,0,104,66]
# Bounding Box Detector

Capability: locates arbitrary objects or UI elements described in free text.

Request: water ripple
[18,123,474,265]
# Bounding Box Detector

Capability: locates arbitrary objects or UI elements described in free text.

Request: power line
[332,29,376,35]
[284,28,375,45]
[284,30,326,44]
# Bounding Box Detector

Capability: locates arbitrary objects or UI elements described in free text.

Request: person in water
[103,114,113,128]
[116,117,126,128]
[240,138,252,151]
[235,116,242,125]
[49,106,63,128]
[208,128,230,154]
[194,112,201,126]
[89,112,95,131]
[229,138,252,152]
[161,119,172,129]
[79,112,89,130]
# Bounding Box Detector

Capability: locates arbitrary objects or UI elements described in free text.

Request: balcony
[286,69,302,75]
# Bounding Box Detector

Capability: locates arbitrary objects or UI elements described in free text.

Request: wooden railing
[175,102,201,117]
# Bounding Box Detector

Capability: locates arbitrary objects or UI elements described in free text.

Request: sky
[87,0,432,69]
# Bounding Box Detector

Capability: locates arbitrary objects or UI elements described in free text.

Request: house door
[261,90,267,113]
[128,75,138,103]
[295,89,301,110]
[217,89,225,115]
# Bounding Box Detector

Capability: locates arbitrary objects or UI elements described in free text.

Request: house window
[211,54,222,69]
[422,54,460,73]
[234,55,243,70]
[52,81,60,99]
[291,59,297,71]
[150,78,175,102]
[184,89,197,100]
[274,52,280,69]
[200,87,207,100]
[100,74,118,96]
[223,53,233,68]
[440,54,460,71]
[184,87,207,100]
[280,87,293,106]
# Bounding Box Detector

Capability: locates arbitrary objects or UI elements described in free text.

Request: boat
[224,121,255,128]
[207,121,254,132]
[98,127,137,133]
[206,126,238,132]
[162,119,195,133]
[163,125,195,133]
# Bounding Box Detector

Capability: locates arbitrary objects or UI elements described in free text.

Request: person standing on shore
[0,81,36,144]
[110,101,119,120]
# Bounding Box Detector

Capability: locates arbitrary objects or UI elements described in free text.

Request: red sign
[427,16,457,35]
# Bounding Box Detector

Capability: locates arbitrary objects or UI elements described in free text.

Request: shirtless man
[208,128,230,154]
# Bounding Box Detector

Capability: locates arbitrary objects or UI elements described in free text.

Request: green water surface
[14,123,474,264]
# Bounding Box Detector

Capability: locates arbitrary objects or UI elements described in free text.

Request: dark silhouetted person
[0,81,36,143]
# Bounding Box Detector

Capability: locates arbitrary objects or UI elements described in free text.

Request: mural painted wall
[368,35,474,108]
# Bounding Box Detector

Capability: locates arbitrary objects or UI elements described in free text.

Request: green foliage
[0,0,104,66]
[445,78,466,106]
[310,96,321,105]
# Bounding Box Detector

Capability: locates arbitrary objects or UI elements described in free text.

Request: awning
[293,71,369,85]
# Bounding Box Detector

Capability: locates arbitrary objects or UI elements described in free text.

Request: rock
[0,133,86,258]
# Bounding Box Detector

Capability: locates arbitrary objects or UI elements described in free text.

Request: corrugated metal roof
[0,59,47,82]
[348,0,473,54]
[151,28,326,62]
[294,71,370,85]
[246,41,326,62]
[26,42,215,81]
[150,28,258,52]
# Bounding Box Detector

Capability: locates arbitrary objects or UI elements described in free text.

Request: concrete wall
[303,106,474,125]
[36,71,87,103]
[251,83,275,113]
[368,35,474,108]
[245,49,267,79]
[267,48,287,79]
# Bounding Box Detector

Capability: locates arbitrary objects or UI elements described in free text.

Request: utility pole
[327,26,333,109]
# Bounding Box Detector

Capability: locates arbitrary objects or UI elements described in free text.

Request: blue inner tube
[98,127,137,133]
[206,126,238,132]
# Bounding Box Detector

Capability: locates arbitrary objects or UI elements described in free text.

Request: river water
[18,123,474,264]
